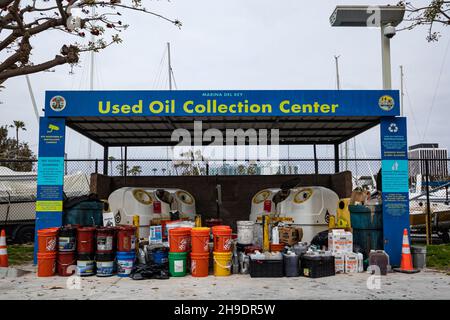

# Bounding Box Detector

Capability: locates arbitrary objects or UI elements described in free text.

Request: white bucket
[77,260,95,276]
[237,221,255,245]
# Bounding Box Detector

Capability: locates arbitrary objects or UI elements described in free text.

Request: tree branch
[0,54,68,82]
[79,1,182,27]
[0,0,182,84]
[0,35,30,72]
[0,30,17,51]
[56,0,68,23]
[0,1,14,9]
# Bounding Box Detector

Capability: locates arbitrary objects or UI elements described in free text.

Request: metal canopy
[65,115,380,147]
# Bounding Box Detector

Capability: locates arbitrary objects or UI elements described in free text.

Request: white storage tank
[173,189,196,217]
[249,188,278,219]
[107,187,196,239]
[249,186,339,244]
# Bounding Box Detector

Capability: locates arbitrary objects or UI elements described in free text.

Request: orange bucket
[191,227,210,253]
[213,228,233,252]
[37,252,57,277]
[212,225,231,235]
[191,252,209,277]
[37,227,58,253]
[169,227,191,252]
[270,243,286,252]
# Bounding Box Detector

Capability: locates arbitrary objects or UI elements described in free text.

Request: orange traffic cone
[0,229,8,267]
[394,228,420,274]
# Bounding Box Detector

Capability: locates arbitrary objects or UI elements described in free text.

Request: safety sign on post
[380,116,409,267]
[34,117,66,262]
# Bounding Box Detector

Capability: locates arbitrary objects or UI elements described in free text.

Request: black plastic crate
[249,258,284,278]
[301,255,335,278]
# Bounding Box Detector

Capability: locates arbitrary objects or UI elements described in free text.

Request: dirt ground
[1,264,449,300]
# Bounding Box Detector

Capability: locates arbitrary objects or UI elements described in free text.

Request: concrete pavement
[1,264,449,300]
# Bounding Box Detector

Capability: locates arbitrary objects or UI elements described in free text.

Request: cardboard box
[278,226,303,246]
[294,227,303,243]
[344,252,359,273]
[328,229,353,253]
[333,253,345,274]
[350,189,370,205]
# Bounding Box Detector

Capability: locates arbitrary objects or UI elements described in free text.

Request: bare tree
[0,0,181,85]
[399,1,450,41]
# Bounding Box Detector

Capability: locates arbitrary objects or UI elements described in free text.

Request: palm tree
[9,120,26,152]
[128,165,142,176]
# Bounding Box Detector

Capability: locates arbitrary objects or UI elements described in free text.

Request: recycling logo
[388,123,398,133]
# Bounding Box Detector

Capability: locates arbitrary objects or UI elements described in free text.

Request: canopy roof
[66,115,380,147]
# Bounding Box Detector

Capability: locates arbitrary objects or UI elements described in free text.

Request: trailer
[0,166,90,243]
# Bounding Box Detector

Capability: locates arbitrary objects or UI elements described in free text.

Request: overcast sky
[1,0,449,160]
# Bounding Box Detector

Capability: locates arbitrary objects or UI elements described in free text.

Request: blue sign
[380,118,408,159]
[381,160,409,193]
[380,117,409,267]
[44,90,400,117]
[34,117,66,262]
[37,157,65,185]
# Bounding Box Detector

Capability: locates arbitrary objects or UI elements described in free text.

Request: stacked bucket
[115,225,137,277]
[190,227,210,277]
[76,227,96,276]
[168,227,191,277]
[37,227,59,277]
[56,225,77,276]
[36,225,138,278]
[95,227,115,277]
[212,225,233,276]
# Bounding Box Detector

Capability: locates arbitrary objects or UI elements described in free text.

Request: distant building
[408,143,448,180]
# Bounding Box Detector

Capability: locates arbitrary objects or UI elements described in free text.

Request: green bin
[63,199,103,226]
[349,204,383,259]
[169,252,188,277]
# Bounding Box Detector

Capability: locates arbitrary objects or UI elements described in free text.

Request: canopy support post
[124,146,128,178]
[334,144,340,173]
[103,145,109,175]
[313,144,319,174]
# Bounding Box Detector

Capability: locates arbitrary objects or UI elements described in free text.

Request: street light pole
[329,5,405,90]
[381,25,392,89]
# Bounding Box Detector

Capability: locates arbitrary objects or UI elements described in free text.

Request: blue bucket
[116,251,135,277]
[152,248,169,265]
[96,260,114,277]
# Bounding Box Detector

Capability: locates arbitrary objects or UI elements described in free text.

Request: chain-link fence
[0,159,90,235]
[1,157,449,242]
[64,158,383,179]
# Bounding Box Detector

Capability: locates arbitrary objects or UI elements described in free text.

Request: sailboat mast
[334,55,341,90]
[335,55,348,170]
[88,8,96,159]
[400,65,404,116]
[168,42,172,91]
[167,42,172,164]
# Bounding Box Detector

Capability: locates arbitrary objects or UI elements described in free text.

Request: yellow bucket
[213,251,232,276]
